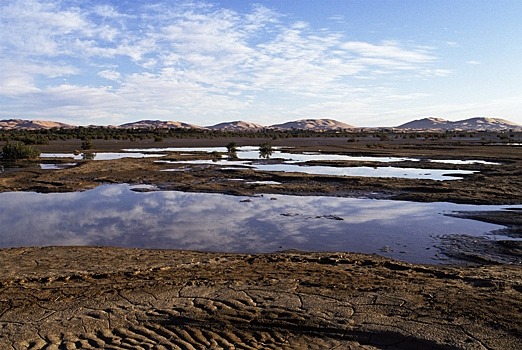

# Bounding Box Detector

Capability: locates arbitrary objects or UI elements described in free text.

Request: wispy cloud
[97,69,121,82]
[0,0,455,125]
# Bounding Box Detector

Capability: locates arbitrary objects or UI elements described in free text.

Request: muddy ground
[1,137,521,205]
[1,247,521,349]
[1,136,521,349]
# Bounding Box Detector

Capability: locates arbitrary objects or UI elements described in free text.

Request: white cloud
[341,41,434,63]
[0,0,459,126]
[98,69,121,81]
[0,0,94,56]
[419,68,452,77]
[92,4,132,19]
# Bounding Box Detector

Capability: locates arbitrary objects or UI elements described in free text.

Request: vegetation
[258,142,273,159]
[226,142,238,159]
[1,141,40,160]
[81,138,95,150]
[0,126,519,146]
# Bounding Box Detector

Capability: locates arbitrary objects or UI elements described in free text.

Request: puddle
[429,159,499,165]
[127,146,497,165]
[129,147,417,162]
[246,181,282,185]
[157,159,475,180]
[0,184,514,264]
[124,147,230,153]
[252,163,475,180]
[40,163,77,170]
[147,147,490,180]
[40,152,166,160]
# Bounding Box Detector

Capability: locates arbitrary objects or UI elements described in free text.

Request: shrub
[258,142,273,159]
[81,138,95,150]
[1,141,40,160]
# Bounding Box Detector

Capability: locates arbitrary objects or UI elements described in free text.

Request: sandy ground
[1,136,521,349]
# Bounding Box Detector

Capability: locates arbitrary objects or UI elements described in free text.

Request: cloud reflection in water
[0,185,506,264]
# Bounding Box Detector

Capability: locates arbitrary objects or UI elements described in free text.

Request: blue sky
[1,0,521,127]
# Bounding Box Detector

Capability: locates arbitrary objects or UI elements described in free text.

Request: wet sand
[1,136,521,348]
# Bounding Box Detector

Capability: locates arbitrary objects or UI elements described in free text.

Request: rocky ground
[1,136,521,349]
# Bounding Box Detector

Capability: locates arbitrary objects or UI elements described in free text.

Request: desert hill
[119,120,201,129]
[1,117,520,131]
[270,119,355,130]
[0,119,74,130]
[398,117,522,131]
[207,121,265,131]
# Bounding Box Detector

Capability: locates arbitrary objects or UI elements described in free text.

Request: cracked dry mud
[1,247,521,349]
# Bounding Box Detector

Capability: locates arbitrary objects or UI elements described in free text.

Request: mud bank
[1,141,521,205]
[1,138,521,349]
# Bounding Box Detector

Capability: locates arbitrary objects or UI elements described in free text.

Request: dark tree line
[1,127,519,150]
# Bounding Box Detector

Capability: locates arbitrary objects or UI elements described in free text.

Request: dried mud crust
[1,247,521,349]
[439,209,522,265]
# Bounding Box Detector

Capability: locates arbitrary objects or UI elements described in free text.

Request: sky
[1,0,521,127]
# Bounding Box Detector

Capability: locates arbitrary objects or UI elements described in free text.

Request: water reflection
[158,159,475,180]
[40,163,77,170]
[429,159,499,165]
[125,147,497,165]
[252,163,475,180]
[0,184,510,264]
[40,152,166,160]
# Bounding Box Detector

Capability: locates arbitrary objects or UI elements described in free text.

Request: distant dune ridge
[397,117,522,131]
[0,119,74,130]
[207,120,265,131]
[269,118,355,130]
[0,117,520,131]
[119,120,202,129]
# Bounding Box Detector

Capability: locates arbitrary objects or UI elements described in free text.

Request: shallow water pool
[0,184,513,264]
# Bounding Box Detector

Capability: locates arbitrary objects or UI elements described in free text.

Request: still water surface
[38,148,484,180]
[40,152,165,160]
[125,146,498,164]
[160,159,475,180]
[0,184,511,264]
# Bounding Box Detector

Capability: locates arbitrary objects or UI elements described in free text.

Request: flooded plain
[126,146,498,164]
[36,147,482,180]
[152,147,479,180]
[0,184,514,264]
[40,152,166,160]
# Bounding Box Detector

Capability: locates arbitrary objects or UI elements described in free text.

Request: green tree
[81,138,95,150]
[258,142,273,159]
[226,142,238,159]
[1,141,40,160]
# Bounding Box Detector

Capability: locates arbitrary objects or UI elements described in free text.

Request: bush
[81,138,95,150]
[1,141,40,160]
[258,142,273,159]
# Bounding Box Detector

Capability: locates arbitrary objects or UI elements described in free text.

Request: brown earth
[1,137,521,205]
[1,247,521,349]
[1,136,521,349]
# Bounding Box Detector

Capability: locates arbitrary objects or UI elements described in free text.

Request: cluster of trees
[1,126,519,161]
[0,126,409,145]
[224,142,273,160]
[1,126,519,145]
[1,141,40,160]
